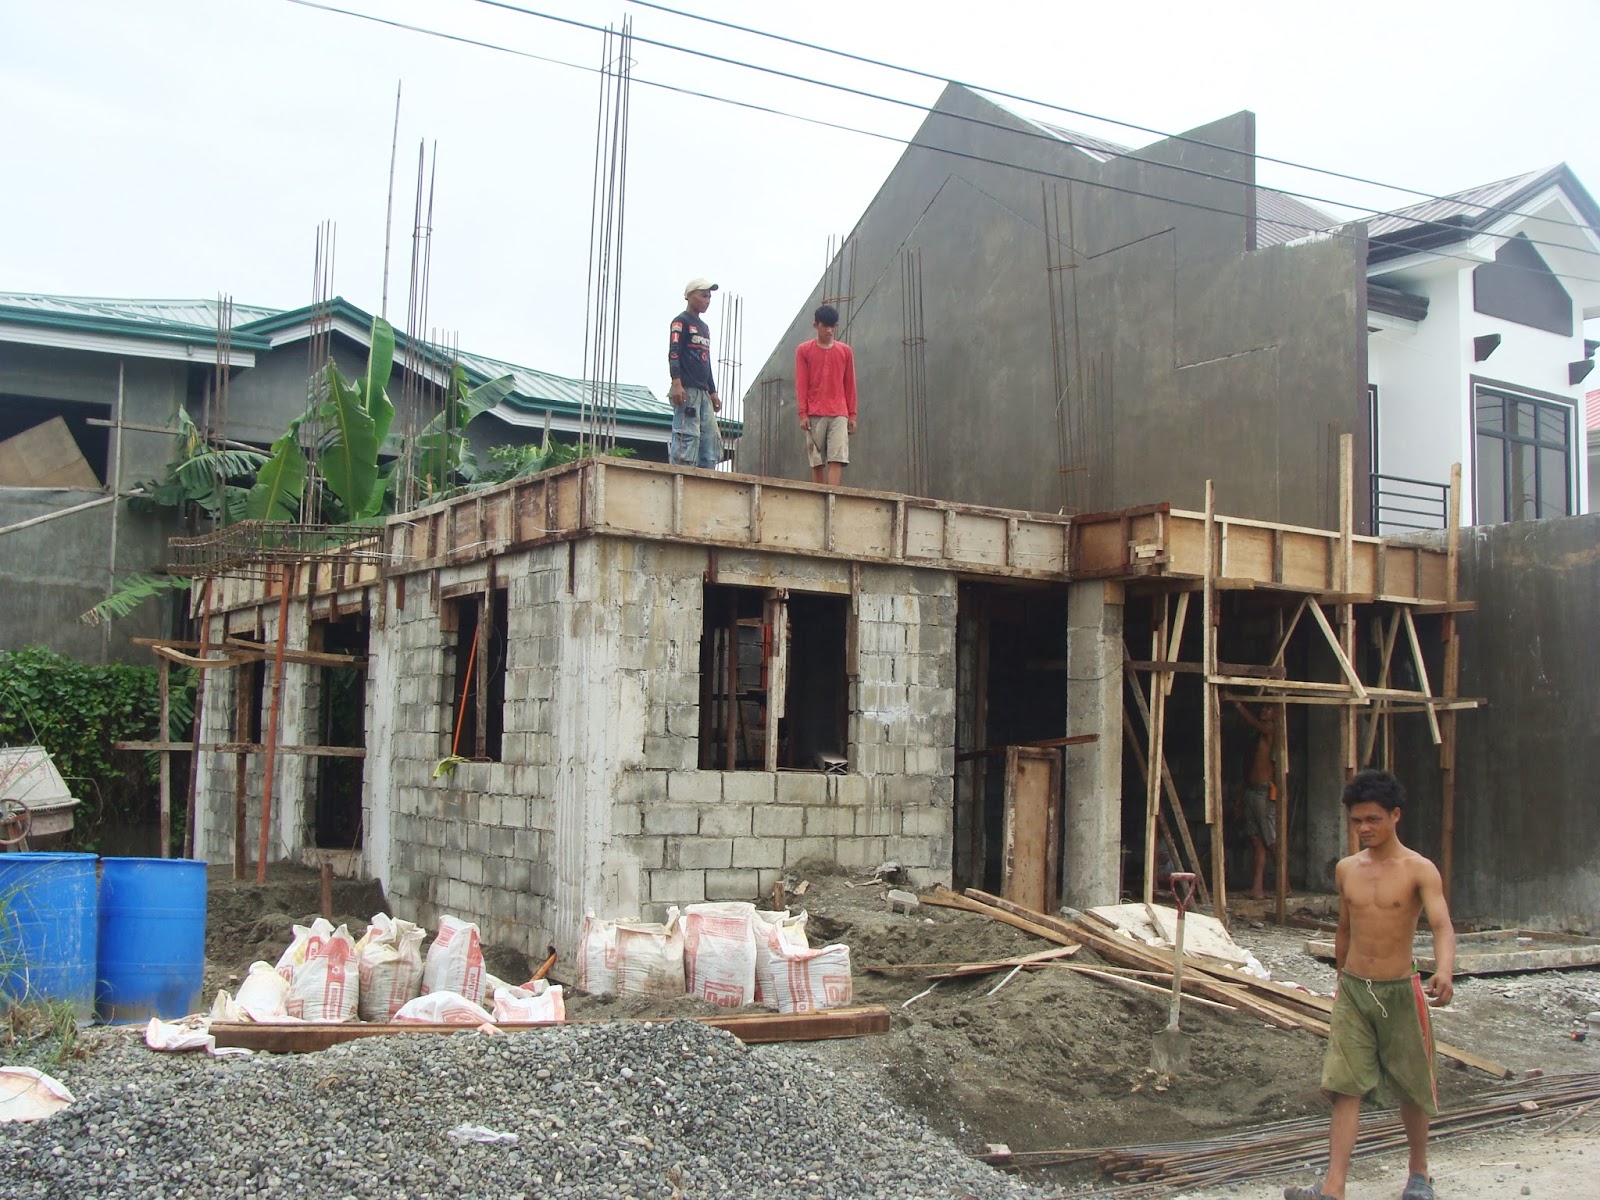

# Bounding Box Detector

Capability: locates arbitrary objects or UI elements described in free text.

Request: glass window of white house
[1474,385,1573,523]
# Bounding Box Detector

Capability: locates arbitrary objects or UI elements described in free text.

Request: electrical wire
[466,0,1600,261]
[626,0,1600,239]
[277,0,1600,288]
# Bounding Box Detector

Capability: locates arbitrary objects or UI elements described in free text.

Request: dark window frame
[1470,377,1575,524]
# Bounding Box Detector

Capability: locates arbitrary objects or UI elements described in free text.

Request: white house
[1355,166,1600,531]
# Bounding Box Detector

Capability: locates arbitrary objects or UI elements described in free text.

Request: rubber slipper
[1283,1182,1340,1200]
[1400,1173,1436,1200]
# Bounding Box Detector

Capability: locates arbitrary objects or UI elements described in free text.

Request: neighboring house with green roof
[0,291,722,662]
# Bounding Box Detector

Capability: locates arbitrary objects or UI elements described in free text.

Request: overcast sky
[4,0,1596,406]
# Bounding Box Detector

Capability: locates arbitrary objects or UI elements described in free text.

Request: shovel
[1150,871,1198,1075]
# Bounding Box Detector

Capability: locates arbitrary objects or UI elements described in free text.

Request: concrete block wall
[194,534,964,963]
[603,551,959,925]
[378,546,569,956]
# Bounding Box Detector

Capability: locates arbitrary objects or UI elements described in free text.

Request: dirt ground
[199,860,1600,1195]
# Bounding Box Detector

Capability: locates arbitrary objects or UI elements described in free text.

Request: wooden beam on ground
[863,945,1080,976]
[922,888,1079,947]
[210,1006,893,1053]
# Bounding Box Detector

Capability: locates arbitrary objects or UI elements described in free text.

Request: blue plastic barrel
[0,851,100,1022]
[96,857,207,1023]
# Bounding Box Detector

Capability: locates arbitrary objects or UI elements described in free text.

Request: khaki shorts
[804,415,850,466]
[1322,972,1437,1115]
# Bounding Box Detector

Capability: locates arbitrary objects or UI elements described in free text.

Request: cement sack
[235,961,293,1022]
[393,991,493,1025]
[285,924,359,1022]
[577,909,685,997]
[682,902,758,1008]
[757,940,853,1014]
[752,910,809,1006]
[274,918,335,982]
[492,983,566,1024]
[422,916,485,1004]
[355,914,425,1021]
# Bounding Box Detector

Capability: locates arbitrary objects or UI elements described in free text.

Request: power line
[468,0,1600,259]
[277,0,1600,289]
[625,0,1600,241]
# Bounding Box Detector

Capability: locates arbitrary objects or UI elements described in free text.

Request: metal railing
[1370,472,1450,534]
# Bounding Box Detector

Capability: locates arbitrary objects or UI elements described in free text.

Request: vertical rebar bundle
[303,221,338,526]
[821,233,858,339]
[714,292,743,469]
[899,248,929,496]
[757,376,783,477]
[398,141,442,514]
[579,18,633,457]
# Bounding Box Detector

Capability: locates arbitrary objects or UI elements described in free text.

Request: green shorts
[1321,972,1437,1116]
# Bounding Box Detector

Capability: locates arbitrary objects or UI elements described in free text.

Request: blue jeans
[670,388,721,468]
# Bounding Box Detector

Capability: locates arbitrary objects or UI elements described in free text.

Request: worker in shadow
[1232,701,1279,900]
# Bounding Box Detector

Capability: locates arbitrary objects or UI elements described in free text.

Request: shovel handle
[1170,871,1197,918]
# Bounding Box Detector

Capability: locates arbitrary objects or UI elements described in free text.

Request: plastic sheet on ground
[0,1066,74,1122]
[145,1016,253,1058]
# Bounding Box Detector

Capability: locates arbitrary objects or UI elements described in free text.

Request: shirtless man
[1233,701,1280,899]
[1285,769,1456,1200]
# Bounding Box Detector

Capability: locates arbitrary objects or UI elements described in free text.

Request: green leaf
[245,426,308,521]
[462,373,514,424]
[364,317,398,448]
[79,575,192,626]
[315,363,379,517]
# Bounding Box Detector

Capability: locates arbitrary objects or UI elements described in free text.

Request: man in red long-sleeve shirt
[794,304,857,486]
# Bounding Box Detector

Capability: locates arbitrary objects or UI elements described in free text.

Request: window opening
[310,615,368,849]
[447,587,507,761]
[0,395,111,486]
[1474,385,1572,523]
[699,583,849,771]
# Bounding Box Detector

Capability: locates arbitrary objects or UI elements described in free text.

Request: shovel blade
[1150,1026,1190,1075]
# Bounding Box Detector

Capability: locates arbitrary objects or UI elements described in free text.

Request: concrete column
[1063,580,1123,909]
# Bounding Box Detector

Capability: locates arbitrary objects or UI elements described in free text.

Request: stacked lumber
[987,1072,1600,1195]
[940,889,1510,1079]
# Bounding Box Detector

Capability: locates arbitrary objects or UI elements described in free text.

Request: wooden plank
[1402,605,1443,746]
[1307,598,1368,699]
[1202,480,1225,925]
[116,741,367,758]
[1143,597,1167,906]
[863,945,1081,975]
[1305,931,1600,976]
[1000,745,1061,913]
[964,891,1302,1030]
[953,733,1097,763]
[922,888,1079,947]
[1123,656,1209,907]
[210,1005,893,1053]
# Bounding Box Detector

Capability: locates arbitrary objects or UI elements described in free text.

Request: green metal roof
[0,291,720,432]
[0,292,274,351]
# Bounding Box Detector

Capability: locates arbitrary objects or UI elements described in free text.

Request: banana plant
[408,367,516,501]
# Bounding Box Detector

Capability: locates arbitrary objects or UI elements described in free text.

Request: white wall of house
[1369,258,1594,530]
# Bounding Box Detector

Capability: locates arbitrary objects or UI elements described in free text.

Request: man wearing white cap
[667,278,721,468]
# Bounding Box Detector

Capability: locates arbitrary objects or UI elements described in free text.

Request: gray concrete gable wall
[736,84,1366,529]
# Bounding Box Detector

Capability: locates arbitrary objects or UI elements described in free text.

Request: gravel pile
[0,1021,1059,1200]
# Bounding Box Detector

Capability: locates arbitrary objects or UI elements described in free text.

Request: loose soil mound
[199,860,1598,1174]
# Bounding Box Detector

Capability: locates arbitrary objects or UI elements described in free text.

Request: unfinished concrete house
[180,456,1461,961]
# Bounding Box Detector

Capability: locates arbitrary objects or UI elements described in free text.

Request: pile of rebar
[995,1072,1600,1197]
